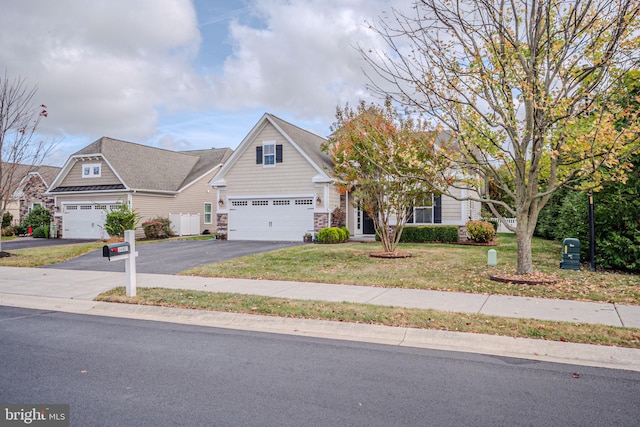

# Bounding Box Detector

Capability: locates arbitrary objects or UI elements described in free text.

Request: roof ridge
[266,113,327,141]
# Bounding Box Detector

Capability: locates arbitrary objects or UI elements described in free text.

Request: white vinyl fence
[489,217,517,233]
[169,213,200,236]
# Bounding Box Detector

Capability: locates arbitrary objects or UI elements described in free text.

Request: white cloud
[0,0,408,163]
[0,0,204,143]
[207,0,395,121]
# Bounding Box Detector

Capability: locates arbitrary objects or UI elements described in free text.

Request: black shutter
[256,146,263,164]
[434,195,442,224]
[276,144,283,163]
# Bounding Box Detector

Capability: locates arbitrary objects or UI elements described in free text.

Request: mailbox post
[102,230,138,297]
[124,230,137,297]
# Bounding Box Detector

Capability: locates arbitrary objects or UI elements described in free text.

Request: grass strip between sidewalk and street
[96,287,640,349]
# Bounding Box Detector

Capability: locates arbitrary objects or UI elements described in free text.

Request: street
[1,306,639,426]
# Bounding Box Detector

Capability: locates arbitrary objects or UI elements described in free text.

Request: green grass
[0,242,104,267]
[183,234,640,304]
[96,287,640,349]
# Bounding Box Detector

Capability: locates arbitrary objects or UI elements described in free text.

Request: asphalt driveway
[41,239,303,275]
[2,237,96,250]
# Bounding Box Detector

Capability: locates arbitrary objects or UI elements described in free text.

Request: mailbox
[103,242,130,260]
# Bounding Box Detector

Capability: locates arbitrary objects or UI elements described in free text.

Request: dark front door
[363,210,375,235]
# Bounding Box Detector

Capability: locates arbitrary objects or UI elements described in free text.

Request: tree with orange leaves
[324,99,444,254]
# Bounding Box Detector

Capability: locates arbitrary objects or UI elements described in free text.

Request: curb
[1,293,639,373]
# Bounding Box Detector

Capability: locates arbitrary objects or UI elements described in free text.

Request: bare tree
[361,0,640,274]
[0,71,54,252]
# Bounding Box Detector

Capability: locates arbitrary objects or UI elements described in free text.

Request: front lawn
[183,234,640,304]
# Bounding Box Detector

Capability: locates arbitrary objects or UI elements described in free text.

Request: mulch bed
[489,272,561,286]
[369,251,413,259]
[0,251,15,258]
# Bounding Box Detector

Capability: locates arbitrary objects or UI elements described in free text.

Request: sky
[0,0,407,166]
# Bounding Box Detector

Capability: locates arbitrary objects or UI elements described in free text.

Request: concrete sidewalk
[1,266,639,372]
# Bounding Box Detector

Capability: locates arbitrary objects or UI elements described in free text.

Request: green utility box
[560,238,580,270]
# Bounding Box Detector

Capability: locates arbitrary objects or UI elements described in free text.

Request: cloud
[0,0,204,142]
[207,0,395,122]
[0,0,408,162]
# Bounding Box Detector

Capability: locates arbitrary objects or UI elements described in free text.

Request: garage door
[228,197,314,241]
[63,203,114,239]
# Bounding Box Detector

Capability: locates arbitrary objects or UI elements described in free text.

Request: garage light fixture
[218,198,224,207]
[316,196,321,205]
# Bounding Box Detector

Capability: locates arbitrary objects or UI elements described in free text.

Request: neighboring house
[45,137,233,239]
[15,166,62,223]
[2,163,61,225]
[209,113,481,241]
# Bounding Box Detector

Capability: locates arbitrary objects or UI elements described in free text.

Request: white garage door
[228,197,314,241]
[63,203,113,239]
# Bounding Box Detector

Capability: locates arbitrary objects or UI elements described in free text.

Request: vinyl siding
[132,168,221,233]
[223,123,319,196]
[58,160,121,187]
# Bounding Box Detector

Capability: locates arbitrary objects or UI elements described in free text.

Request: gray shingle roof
[266,114,334,174]
[71,137,232,192]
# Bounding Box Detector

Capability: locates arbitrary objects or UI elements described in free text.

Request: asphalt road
[41,239,303,274]
[2,306,639,426]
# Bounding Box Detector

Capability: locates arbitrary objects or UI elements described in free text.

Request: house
[16,166,62,223]
[45,137,233,239]
[209,113,481,241]
[2,163,61,225]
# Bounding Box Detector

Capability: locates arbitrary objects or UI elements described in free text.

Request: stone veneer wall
[216,213,228,233]
[18,175,60,236]
[314,212,329,232]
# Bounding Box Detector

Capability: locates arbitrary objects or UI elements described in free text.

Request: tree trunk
[515,214,534,274]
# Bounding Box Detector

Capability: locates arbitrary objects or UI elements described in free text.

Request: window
[28,203,42,213]
[408,194,435,224]
[256,143,283,165]
[204,203,212,224]
[82,163,101,178]
[264,143,275,165]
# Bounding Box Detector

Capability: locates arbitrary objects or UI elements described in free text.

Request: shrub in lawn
[466,220,496,243]
[317,227,348,243]
[142,217,174,239]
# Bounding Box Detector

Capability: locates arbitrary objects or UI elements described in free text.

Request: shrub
[142,217,174,239]
[486,219,499,233]
[32,225,47,238]
[2,226,17,236]
[397,226,459,243]
[317,227,349,243]
[103,202,141,238]
[22,206,51,229]
[2,211,13,227]
[466,220,496,243]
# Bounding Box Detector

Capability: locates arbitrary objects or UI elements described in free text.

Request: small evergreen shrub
[103,202,140,238]
[466,220,496,243]
[32,225,47,238]
[2,211,13,227]
[317,227,349,243]
[22,206,51,229]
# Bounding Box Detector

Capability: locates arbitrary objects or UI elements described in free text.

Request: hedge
[385,225,459,243]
